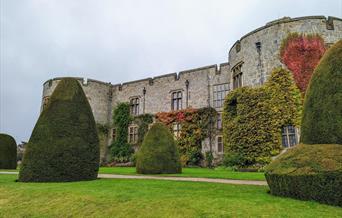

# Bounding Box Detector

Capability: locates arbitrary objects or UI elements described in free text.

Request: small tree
[300,40,342,144]
[19,78,99,182]
[136,123,181,174]
[0,133,17,169]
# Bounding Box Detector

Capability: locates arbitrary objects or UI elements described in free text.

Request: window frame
[172,122,182,139]
[130,97,140,116]
[281,125,298,148]
[217,136,223,153]
[171,91,182,111]
[128,125,138,144]
[213,84,230,108]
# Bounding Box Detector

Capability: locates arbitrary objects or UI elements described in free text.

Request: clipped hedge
[265,144,342,206]
[223,68,302,167]
[136,122,181,174]
[19,78,100,182]
[0,133,17,169]
[301,40,342,144]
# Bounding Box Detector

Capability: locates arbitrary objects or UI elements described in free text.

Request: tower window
[255,42,261,52]
[232,63,243,89]
[281,125,299,148]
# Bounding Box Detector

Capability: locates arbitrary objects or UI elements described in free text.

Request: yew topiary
[301,40,342,144]
[0,133,17,169]
[19,78,100,182]
[265,144,342,206]
[136,122,181,174]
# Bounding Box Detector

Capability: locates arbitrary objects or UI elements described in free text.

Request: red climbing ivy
[280,33,326,94]
[156,108,217,166]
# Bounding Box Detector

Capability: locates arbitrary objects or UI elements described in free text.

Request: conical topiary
[0,133,17,169]
[301,40,342,144]
[19,78,100,182]
[136,122,181,174]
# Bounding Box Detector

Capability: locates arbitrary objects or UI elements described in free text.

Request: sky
[1,0,342,143]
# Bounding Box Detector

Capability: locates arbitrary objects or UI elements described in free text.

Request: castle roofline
[228,15,342,54]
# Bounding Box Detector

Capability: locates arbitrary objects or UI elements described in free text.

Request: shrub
[280,33,326,94]
[223,68,302,167]
[301,40,342,144]
[156,107,216,166]
[223,152,243,168]
[136,123,182,174]
[265,144,342,206]
[0,133,17,169]
[110,103,134,163]
[19,78,100,182]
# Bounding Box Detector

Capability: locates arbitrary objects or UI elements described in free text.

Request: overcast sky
[1,0,341,143]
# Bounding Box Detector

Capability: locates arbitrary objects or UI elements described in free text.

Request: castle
[41,16,342,161]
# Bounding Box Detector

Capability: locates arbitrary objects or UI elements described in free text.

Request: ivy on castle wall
[110,103,134,163]
[280,33,326,94]
[223,67,302,168]
[156,107,217,166]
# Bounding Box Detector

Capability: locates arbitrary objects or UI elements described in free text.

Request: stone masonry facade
[41,16,342,161]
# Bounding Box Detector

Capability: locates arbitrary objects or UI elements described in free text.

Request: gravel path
[0,171,267,186]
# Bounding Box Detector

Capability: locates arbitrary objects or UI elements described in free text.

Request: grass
[0,174,341,218]
[99,167,266,181]
[1,167,266,181]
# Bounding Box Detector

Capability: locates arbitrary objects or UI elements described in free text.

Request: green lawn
[1,167,266,181]
[0,174,341,218]
[99,167,266,181]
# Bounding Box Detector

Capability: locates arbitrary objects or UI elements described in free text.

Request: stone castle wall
[41,16,342,159]
[229,16,342,87]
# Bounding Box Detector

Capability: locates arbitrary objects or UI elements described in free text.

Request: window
[217,136,223,153]
[171,91,182,111]
[281,125,298,148]
[128,126,138,144]
[255,42,261,53]
[232,63,243,89]
[173,123,181,138]
[213,84,229,108]
[217,113,222,129]
[130,98,139,115]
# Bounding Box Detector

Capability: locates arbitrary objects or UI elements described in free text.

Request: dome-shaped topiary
[0,133,17,169]
[136,122,181,174]
[265,144,342,206]
[301,40,342,144]
[19,78,100,182]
